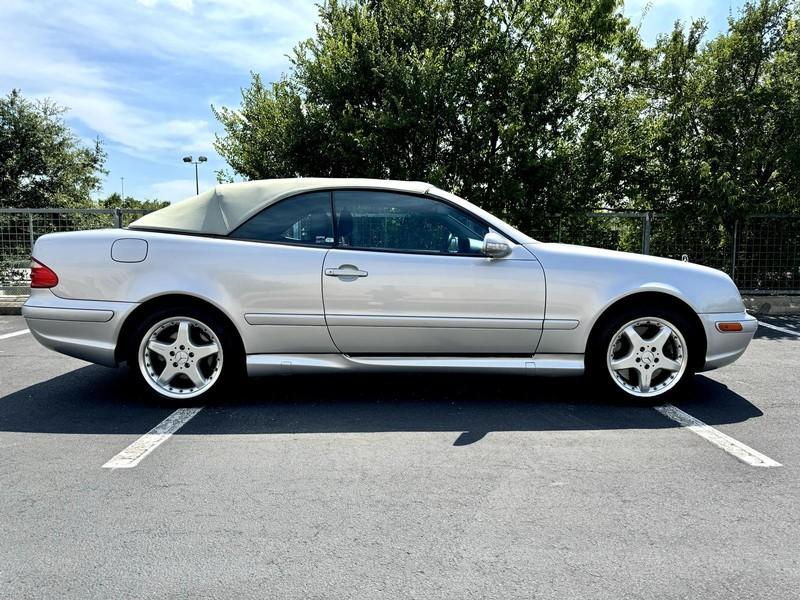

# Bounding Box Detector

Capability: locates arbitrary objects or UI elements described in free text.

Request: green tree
[690,0,799,224]
[214,0,627,232]
[214,0,800,239]
[0,89,107,209]
[98,192,168,211]
[585,0,800,225]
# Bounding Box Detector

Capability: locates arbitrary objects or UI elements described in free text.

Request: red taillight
[30,258,59,288]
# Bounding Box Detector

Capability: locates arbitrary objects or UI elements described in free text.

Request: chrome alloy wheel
[138,316,223,400]
[606,317,688,398]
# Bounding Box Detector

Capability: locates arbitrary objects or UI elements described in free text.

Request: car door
[322,190,546,355]
[225,191,338,354]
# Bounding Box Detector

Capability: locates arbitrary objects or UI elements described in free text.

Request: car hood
[525,242,719,274]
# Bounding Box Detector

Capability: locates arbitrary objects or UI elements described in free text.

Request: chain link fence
[522,211,799,295]
[1,207,798,296]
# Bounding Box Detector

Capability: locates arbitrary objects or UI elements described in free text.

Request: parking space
[0,315,28,337]
[1,315,798,598]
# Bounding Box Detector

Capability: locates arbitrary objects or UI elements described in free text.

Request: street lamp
[182,155,208,195]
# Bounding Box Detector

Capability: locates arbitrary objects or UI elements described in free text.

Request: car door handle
[325,267,368,278]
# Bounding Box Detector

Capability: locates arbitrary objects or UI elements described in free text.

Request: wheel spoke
[649,326,672,353]
[157,362,179,386]
[193,342,219,360]
[622,325,645,348]
[610,352,638,371]
[637,366,653,392]
[175,320,192,347]
[147,339,172,359]
[658,356,682,372]
[183,364,206,387]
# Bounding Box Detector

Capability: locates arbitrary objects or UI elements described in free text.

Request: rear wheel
[589,307,695,403]
[129,306,241,403]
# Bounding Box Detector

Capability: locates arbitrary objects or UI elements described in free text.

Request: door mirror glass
[482,232,512,258]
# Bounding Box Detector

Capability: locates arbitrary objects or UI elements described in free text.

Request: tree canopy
[98,193,168,211]
[0,89,106,209]
[214,0,800,234]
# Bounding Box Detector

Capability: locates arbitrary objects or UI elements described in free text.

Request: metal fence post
[641,212,651,255]
[114,207,122,229]
[731,219,738,280]
[28,211,34,255]
[557,214,562,243]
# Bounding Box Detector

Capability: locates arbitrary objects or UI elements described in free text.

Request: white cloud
[147,178,217,202]
[5,0,318,74]
[0,0,317,175]
[137,0,194,12]
[50,93,214,159]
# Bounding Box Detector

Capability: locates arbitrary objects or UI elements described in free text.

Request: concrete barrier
[743,295,800,315]
[0,296,26,315]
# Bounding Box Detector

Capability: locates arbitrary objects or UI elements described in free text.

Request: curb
[743,295,800,316]
[0,297,26,316]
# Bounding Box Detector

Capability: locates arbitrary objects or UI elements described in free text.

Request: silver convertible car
[23,178,756,403]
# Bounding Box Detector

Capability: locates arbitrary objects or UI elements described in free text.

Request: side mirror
[482,232,513,258]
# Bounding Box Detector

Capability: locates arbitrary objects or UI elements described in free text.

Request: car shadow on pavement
[754,315,800,340]
[0,365,764,443]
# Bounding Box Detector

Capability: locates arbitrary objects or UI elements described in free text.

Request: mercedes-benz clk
[23,178,756,403]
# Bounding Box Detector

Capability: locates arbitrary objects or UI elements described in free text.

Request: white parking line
[102,407,203,469]
[758,320,800,337]
[0,329,29,341]
[655,404,781,468]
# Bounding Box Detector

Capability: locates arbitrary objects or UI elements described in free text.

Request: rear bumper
[699,311,758,371]
[22,290,138,367]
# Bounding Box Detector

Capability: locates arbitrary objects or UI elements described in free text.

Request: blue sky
[1,0,746,203]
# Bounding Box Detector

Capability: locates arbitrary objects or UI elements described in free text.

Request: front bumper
[698,311,758,371]
[22,290,138,367]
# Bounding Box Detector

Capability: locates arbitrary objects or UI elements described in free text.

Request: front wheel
[589,308,695,402]
[130,307,241,403]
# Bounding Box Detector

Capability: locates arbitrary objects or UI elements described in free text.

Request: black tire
[127,305,243,405]
[586,305,697,404]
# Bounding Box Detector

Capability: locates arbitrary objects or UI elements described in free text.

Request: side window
[333,190,489,255]
[230,192,334,246]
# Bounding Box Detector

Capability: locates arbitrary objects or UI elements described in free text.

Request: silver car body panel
[699,311,758,369]
[24,180,756,378]
[245,353,584,377]
[22,289,137,367]
[523,242,754,367]
[321,244,545,354]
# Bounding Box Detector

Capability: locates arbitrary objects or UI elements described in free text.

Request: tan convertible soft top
[128,178,431,236]
[128,177,533,243]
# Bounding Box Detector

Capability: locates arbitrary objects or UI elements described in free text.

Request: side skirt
[246,353,584,377]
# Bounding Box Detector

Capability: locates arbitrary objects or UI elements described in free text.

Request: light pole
[120,177,125,198]
[182,155,207,195]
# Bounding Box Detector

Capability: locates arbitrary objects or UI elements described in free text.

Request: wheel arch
[115,293,245,364]
[586,291,707,371]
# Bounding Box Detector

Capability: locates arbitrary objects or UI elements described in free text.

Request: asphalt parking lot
[1,314,798,599]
